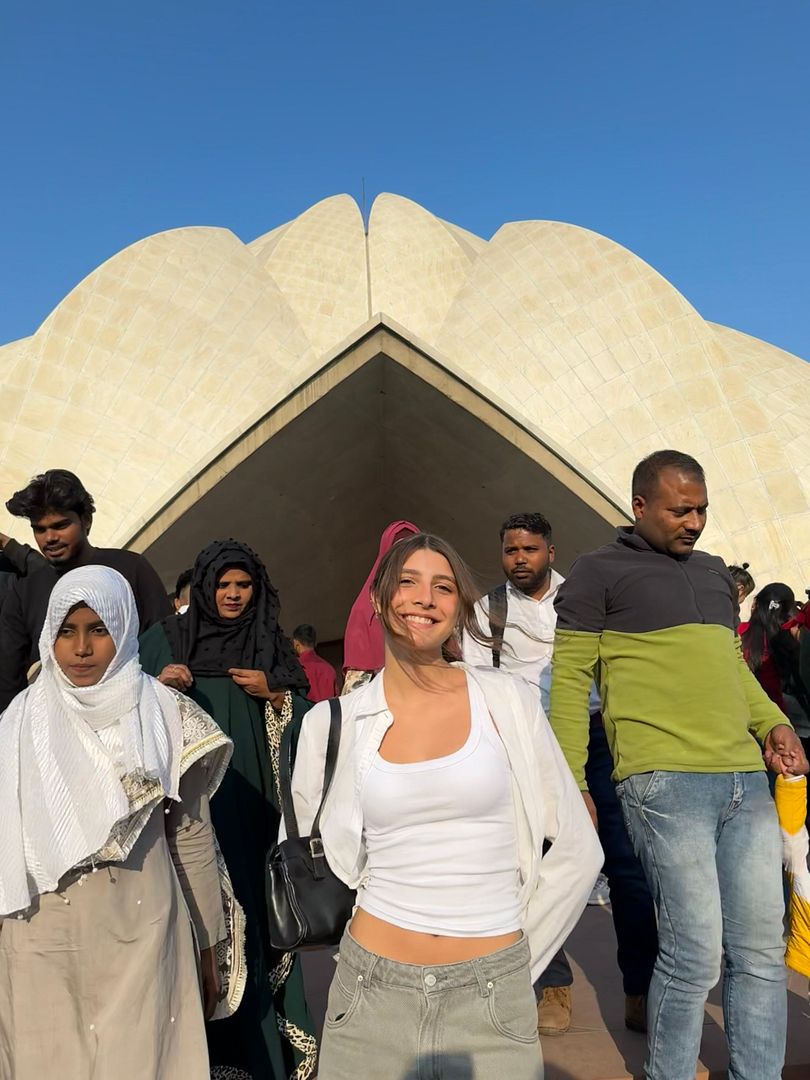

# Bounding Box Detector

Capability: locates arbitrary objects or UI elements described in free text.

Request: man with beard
[463,512,560,689]
[464,513,658,1038]
[0,469,170,711]
[463,514,575,1035]
[550,450,808,1080]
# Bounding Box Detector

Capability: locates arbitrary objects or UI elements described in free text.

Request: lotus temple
[2,193,809,637]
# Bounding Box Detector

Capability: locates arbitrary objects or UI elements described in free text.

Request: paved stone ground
[301,906,810,1079]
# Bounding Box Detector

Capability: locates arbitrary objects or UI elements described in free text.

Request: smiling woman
[370,532,485,666]
[286,532,603,1080]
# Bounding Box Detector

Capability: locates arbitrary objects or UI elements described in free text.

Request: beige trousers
[318,930,544,1080]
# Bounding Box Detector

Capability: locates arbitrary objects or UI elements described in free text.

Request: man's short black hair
[6,469,96,523]
[631,450,705,501]
[499,513,553,543]
[293,624,317,648]
[174,568,193,600]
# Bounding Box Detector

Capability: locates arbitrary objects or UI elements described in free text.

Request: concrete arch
[129,319,627,640]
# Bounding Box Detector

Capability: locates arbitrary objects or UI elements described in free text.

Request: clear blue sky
[3,1,809,358]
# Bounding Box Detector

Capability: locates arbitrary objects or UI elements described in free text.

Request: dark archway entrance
[130,323,628,655]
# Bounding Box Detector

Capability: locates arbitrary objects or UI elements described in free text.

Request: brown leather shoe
[537,986,572,1035]
[624,993,647,1033]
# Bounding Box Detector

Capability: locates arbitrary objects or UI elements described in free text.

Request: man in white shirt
[463,513,657,1038]
[464,513,580,1036]
[463,513,560,696]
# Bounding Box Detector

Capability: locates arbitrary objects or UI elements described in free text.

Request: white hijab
[0,565,183,917]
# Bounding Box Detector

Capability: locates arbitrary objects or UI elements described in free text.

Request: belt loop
[471,958,492,998]
[343,931,379,988]
[362,949,379,987]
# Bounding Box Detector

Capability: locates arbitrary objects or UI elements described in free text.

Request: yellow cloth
[774,775,810,978]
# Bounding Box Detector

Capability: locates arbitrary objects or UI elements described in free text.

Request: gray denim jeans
[318,930,543,1080]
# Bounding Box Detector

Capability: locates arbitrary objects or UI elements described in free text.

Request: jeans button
[424,973,437,987]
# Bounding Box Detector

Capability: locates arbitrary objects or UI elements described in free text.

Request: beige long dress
[0,694,235,1080]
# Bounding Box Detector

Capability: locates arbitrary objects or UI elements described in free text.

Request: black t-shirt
[0,546,171,712]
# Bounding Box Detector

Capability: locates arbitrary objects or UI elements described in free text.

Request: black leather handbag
[266,697,356,950]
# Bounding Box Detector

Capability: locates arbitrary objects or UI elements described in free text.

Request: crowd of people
[0,450,808,1080]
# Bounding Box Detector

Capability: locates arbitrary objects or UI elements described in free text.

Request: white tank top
[359,675,522,936]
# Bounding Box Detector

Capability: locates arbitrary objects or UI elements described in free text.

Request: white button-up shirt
[462,570,565,686]
[463,571,601,714]
[284,664,602,982]
[463,570,563,696]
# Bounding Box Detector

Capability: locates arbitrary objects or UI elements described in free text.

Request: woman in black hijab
[140,540,316,1080]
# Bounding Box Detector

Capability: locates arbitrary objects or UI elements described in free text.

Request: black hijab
[162,539,307,691]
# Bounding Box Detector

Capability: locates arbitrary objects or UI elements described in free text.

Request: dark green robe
[140,622,316,1080]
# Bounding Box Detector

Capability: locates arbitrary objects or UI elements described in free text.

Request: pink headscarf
[342,520,420,673]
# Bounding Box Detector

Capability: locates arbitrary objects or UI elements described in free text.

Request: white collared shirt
[283,664,602,982]
[463,571,564,694]
[463,570,600,714]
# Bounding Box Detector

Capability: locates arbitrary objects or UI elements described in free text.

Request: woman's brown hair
[370,532,491,660]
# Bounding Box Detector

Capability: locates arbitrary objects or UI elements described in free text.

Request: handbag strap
[312,697,343,841]
[488,583,508,669]
[278,697,342,843]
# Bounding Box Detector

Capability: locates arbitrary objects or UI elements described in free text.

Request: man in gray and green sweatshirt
[549,449,807,1080]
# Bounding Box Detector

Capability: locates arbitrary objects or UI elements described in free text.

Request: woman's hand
[199,946,222,1019]
[157,663,193,691]
[228,667,272,700]
[265,689,288,711]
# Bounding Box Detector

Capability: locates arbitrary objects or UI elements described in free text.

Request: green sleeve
[549,628,600,790]
[735,636,791,742]
[139,622,173,677]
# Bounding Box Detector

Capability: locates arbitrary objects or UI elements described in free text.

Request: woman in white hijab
[0,566,241,1080]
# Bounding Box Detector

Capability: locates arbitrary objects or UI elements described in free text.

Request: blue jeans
[585,716,657,996]
[532,947,572,994]
[616,770,786,1080]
